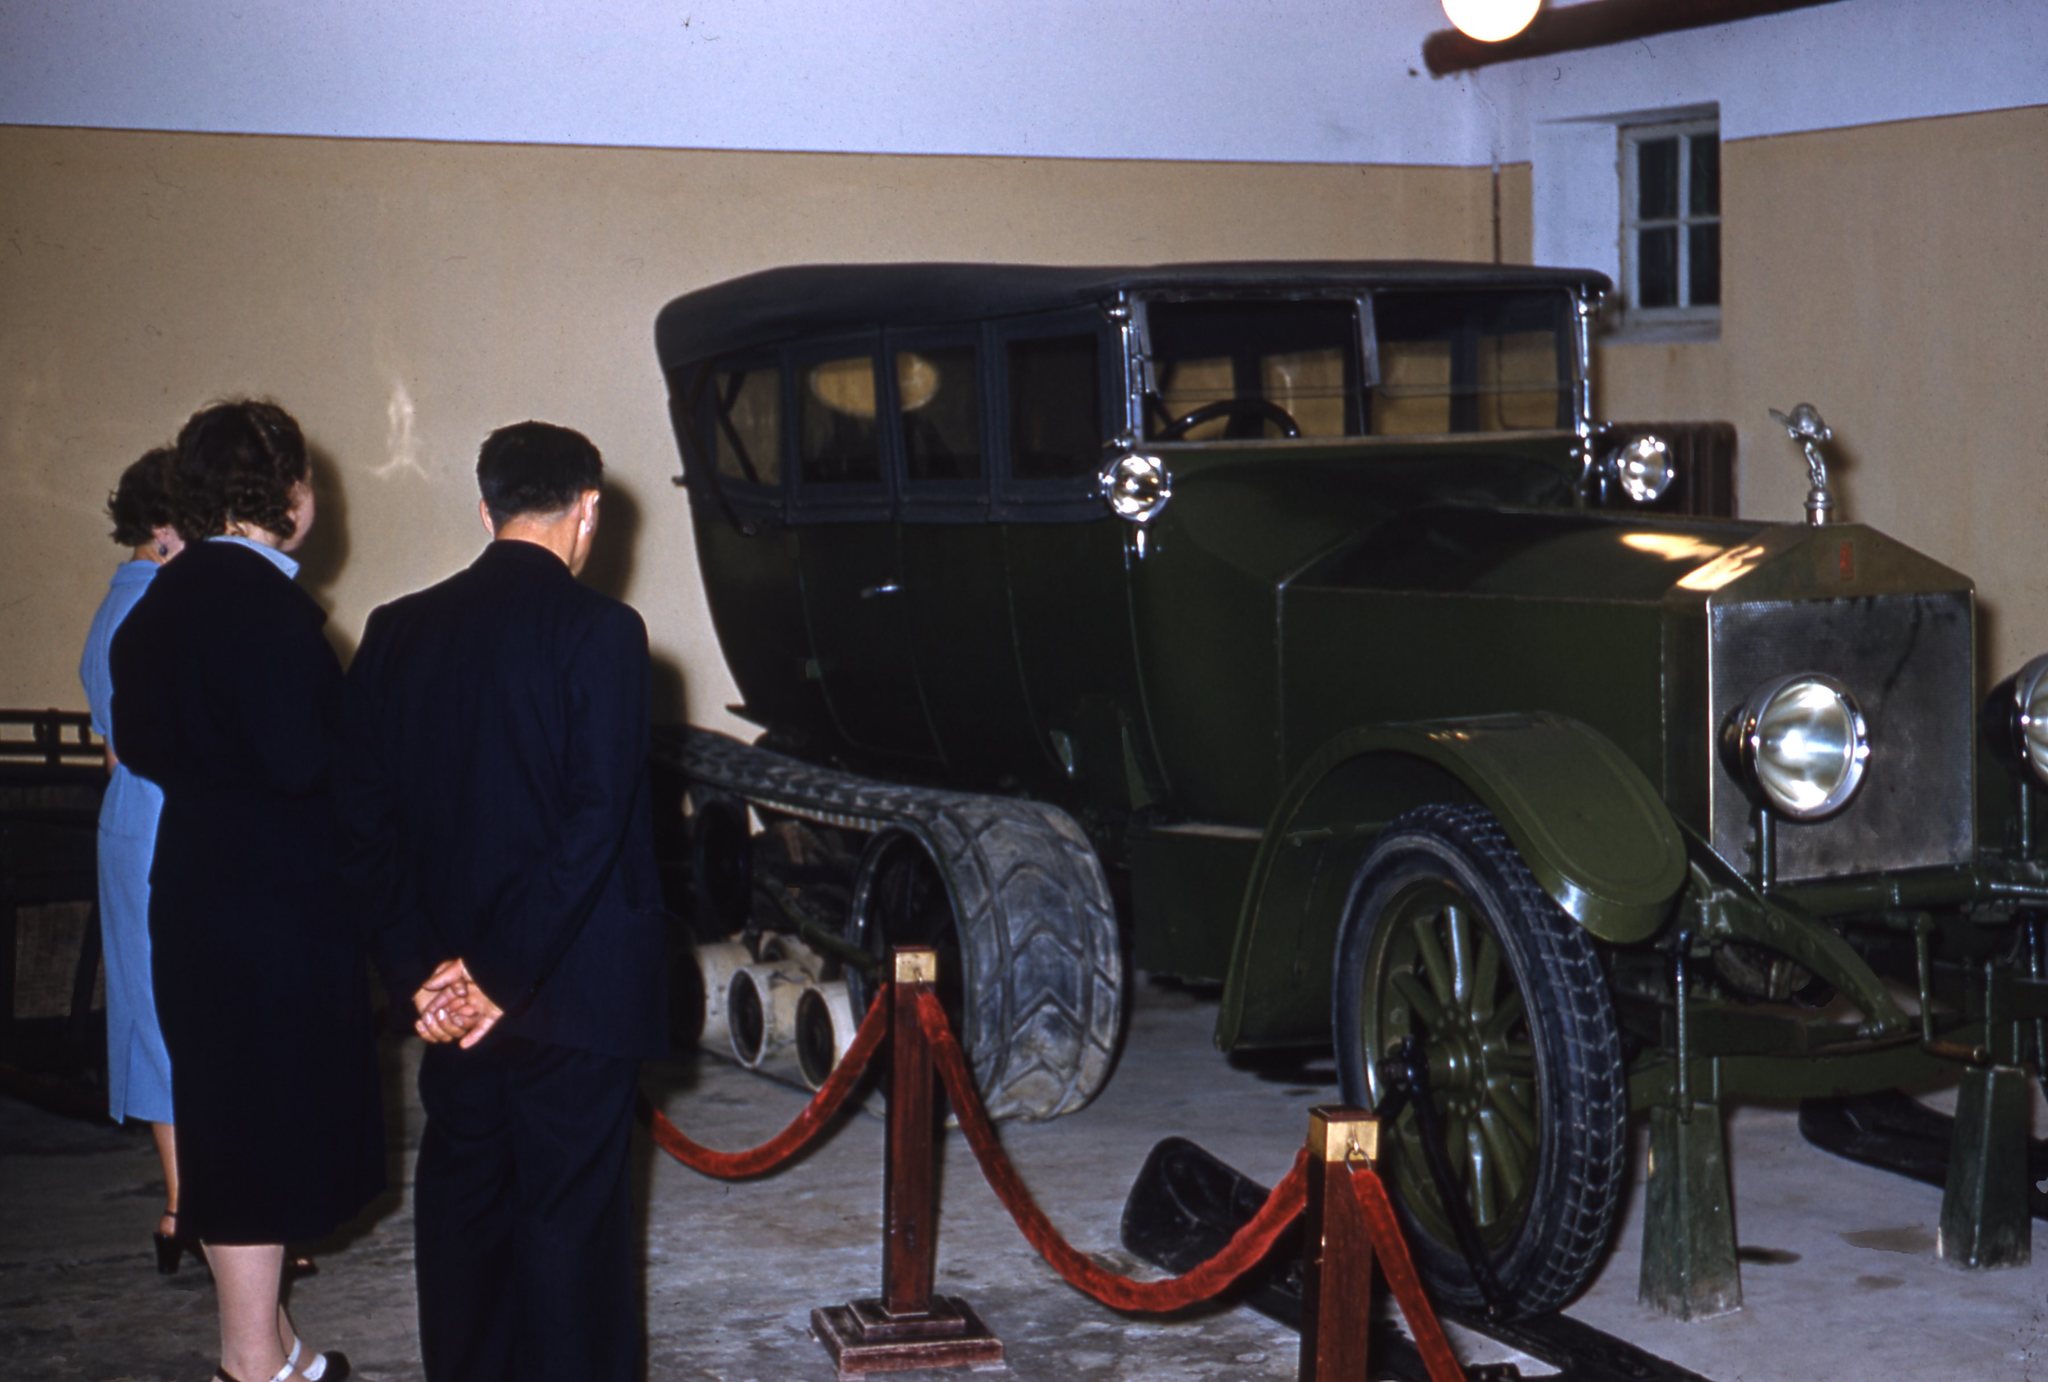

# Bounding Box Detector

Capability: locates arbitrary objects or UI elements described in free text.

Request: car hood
[1291,506,1771,604]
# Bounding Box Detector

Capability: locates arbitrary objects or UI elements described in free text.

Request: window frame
[1619,115,1721,329]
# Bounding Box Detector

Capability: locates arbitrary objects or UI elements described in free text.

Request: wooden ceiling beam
[1423,0,1848,77]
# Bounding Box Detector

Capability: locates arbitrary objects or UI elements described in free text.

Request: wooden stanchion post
[1300,1106,1378,1382]
[812,947,1004,1377]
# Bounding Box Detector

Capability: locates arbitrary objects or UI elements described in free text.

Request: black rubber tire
[1332,803,1626,1318]
[847,801,1123,1122]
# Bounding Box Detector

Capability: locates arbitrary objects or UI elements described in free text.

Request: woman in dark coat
[111,400,381,1382]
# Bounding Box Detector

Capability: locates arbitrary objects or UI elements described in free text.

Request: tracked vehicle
[654,261,2048,1317]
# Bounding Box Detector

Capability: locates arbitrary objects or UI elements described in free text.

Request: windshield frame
[1130,284,1590,447]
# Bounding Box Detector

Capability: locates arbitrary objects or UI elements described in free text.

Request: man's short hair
[477,421,603,527]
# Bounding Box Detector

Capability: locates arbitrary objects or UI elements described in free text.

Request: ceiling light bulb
[1442,0,1542,43]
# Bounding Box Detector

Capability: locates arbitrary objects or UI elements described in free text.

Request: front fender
[1215,711,1685,1049]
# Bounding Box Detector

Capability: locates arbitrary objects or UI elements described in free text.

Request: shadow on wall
[582,477,641,603]
[578,481,692,723]
[296,443,357,665]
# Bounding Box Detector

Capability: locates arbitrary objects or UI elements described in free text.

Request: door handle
[860,581,902,600]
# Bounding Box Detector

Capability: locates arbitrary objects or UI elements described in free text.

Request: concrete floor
[3,977,2045,1381]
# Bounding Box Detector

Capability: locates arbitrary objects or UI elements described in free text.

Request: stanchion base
[812,1295,1005,1376]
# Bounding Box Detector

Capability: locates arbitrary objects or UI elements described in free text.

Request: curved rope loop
[914,987,1309,1314]
[642,982,892,1180]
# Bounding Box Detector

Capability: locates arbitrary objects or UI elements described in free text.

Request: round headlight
[1726,674,1870,820]
[1099,451,1171,523]
[1612,434,1675,504]
[2011,654,2048,783]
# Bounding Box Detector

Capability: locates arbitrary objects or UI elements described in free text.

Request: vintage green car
[654,262,2048,1317]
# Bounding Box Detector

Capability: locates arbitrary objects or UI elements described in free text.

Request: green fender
[1215,711,1687,1050]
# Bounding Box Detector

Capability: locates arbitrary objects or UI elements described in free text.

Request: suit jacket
[338,539,667,1059]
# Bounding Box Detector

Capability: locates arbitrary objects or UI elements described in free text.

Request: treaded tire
[851,799,1124,1122]
[1332,803,1626,1318]
[661,728,1121,1122]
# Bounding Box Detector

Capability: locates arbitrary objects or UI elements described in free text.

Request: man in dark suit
[338,421,667,1382]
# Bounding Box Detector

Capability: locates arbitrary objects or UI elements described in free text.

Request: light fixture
[1442,0,1542,44]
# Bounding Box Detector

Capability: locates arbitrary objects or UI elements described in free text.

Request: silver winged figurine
[1770,402,1835,526]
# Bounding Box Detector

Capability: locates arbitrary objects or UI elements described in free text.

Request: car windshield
[1370,290,1574,436]
[1144,298,1361,441]
[1140,289,1575,443]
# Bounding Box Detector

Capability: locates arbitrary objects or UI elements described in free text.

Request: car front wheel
[1332,803,1627,1317]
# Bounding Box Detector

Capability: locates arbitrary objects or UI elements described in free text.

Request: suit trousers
[415,1035,641,1382]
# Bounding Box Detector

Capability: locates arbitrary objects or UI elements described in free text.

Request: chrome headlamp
[1099,450,1171,524]
[2006,654,2048,784]
[1724,673,1870,820]
[1610,434,1675,504]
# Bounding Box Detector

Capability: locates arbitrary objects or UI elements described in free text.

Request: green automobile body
[657,261,2048,1316]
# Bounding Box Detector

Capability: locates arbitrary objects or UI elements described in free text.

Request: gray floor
[3,977,2044,1381]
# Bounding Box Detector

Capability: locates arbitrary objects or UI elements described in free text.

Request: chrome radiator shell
[1706,589,1974,883]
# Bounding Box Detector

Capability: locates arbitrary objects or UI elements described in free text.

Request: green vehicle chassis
[654,262,2048,1318]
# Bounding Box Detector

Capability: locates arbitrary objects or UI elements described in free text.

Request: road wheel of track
[847,800,1124,1122]
[1332,803,1626,1317]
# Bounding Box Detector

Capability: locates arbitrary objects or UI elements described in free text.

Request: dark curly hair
[106,446,179,548]
[477,421,603,528]
[170,399,309,542]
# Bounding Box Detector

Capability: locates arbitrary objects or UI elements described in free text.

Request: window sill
[1603,316,1721,347]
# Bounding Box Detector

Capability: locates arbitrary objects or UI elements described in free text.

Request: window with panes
[1621,119,1720,324]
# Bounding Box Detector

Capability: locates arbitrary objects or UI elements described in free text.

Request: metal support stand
[1940,961,2031,1269]
[1639,1101,1742,1319]
[1641,931,1741,1320]
[1299,1108,1376,1382]
[812,947,1004,1376]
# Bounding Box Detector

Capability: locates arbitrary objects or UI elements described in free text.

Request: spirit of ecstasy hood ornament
[1770,402,1835,527]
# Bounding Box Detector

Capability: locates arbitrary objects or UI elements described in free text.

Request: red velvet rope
[1343,1163,1467,1382]
[641,982,891,1180]
[915,988,1310,1314]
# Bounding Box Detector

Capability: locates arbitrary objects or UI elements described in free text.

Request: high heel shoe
[285,1336,351,1382]
[154,1211,202,1274]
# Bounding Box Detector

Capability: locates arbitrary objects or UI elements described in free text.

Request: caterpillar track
[655,726,1124,1121]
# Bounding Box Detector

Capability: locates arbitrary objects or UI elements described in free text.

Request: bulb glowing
[1442,0,1541,43]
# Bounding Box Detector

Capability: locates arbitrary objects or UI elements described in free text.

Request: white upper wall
[0,0,1484,164]
[2,0,2040,165]
[1473,0,2048,159]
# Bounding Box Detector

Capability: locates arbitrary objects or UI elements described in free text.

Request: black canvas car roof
[655,260,1609,367]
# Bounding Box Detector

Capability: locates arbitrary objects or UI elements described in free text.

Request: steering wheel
[1156,396,1303,441]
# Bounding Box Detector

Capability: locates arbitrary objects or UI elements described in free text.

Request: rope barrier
[1343,1163,1466,1382]
[915,988,1312,1314]
[646,950,1469,1379]
[642,981,891,1179]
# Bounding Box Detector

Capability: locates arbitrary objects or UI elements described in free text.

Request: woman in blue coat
[113,400,381,1382]
[80,447,186,1266]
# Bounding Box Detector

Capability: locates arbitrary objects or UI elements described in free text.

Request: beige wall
[1,125,1490,726]
[1590,106,2048,680]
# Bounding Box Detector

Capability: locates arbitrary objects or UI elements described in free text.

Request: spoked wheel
[1332,804,1626,1318]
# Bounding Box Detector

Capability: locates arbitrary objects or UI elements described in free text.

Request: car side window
[1007,332,1101,482]
[897,343,982,484]
[707,361,782,487]
[799,353,884,487]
